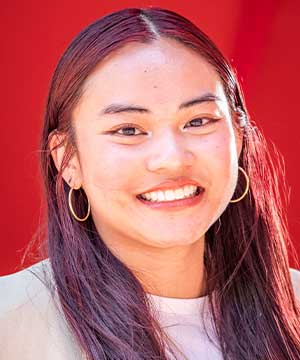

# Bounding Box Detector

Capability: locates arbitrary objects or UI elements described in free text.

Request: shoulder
[289,267,300,300]
[0,259,54,315]
[0,259,83,359]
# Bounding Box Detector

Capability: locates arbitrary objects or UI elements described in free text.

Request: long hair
[38,7,300,359]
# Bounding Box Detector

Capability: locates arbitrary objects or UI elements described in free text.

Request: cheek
[81,140,142,194]
[204,130,239,203]
[193,128,237,175]
[212,134,236,170]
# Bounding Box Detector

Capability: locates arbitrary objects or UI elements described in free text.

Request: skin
[50,38,242,299]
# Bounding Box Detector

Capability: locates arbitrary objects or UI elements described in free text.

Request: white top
[0,259,299,360]
[147,293,223,359]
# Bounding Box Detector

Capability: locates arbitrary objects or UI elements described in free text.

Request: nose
[146,130,195,173]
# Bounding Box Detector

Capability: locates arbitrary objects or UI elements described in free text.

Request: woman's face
[61,38,242,249]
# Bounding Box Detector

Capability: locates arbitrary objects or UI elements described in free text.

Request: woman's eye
[113,125,145,136]
[184,117,213,129]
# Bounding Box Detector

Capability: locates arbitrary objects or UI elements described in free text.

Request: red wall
[1,0,299,275]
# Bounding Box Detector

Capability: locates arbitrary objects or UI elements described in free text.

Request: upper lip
[138,178,204,195]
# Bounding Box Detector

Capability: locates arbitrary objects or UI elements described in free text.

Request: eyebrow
[98,92,221,116]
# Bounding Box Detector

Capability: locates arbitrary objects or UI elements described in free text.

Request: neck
[103,232,206,299]
[139,239,206,299]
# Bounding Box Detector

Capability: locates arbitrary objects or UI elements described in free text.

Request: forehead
[81,38,227,112]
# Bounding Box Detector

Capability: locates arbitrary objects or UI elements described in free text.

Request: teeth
[165,190,175,201]
[140,185,200,202]
[184,185,193,197]
[174,188,185,199]
[144,193,152,201]
[157,191,165,201]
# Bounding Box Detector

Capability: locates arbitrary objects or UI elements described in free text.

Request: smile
[136,185,205,211]
[138,185,203,202]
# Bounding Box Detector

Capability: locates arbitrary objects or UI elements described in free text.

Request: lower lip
[136,189,205,211]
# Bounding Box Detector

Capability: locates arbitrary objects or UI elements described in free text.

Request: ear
[236,129,243,159]
[48,130,83,189]
[232,112,244,159]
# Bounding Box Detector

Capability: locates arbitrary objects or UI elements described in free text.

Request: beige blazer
[0,259,299,360]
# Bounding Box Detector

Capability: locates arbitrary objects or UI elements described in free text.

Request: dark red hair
[37,7,300,359]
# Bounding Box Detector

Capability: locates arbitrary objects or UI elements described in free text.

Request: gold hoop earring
[68,187,91,222]
[229,166,250,203]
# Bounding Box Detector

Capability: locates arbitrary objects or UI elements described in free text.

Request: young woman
[1,7,300,360]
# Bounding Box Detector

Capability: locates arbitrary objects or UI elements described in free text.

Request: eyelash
[110,118,219,137]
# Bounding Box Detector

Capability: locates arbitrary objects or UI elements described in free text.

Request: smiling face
[52,38,242,251]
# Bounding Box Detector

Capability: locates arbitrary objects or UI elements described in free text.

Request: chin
[145,234,203,248]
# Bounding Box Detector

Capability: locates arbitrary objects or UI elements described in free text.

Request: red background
[1,0,299,275]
